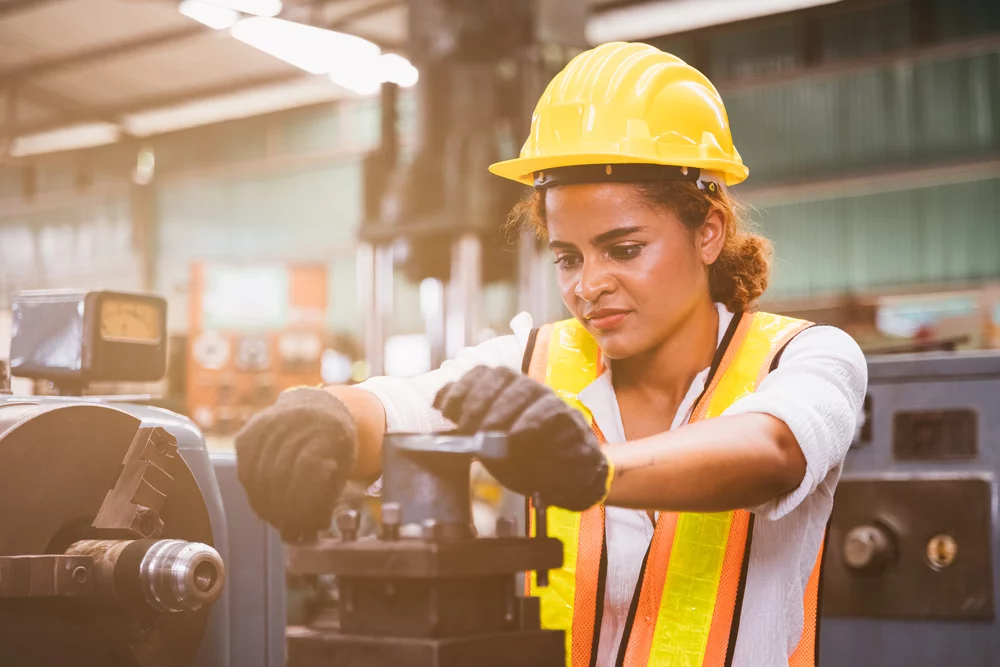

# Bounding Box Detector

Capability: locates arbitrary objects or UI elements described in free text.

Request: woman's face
[545,183,724,360]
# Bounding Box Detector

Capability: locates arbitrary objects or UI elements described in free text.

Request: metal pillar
[358,243,395,377]
[517,230,551,324]
[446,233,482,358]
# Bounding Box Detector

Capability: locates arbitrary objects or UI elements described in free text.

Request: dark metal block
[339,576,513,637]
[287,627,565,667]
[287,536,563,578]
[824,476,994,619]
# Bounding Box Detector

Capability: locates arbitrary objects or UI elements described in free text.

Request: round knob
[843,524,894,572]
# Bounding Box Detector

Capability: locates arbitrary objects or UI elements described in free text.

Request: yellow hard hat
[489,42,749,187]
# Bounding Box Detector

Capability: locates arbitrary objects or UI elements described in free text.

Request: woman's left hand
[434,366,612,511]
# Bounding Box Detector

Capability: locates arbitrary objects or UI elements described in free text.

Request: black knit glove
[234,388,358,542]
[434,366,611,511]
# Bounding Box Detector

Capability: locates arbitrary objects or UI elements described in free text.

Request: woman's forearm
[325,385,386,479]
[604,413,807,512]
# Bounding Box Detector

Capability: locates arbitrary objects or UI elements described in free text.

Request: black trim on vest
[522,327,541,375]
[724,319,816,665]
[614,544,652,667]
[589,531,608,667]
[768,323,820,372]
[612,312,746,667]
[723,514,755,667]
[814,521,831,666]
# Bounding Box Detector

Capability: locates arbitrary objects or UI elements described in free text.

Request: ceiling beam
[15,70,318,136]
[0,0,68,19]
[0,1,403,90]
[0,26,206,88]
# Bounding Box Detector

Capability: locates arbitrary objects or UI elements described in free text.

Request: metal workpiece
[138,539,226,612]
[286,432,565,667]
[381,432,507,537]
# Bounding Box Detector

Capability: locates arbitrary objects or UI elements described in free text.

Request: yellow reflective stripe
[534,318,601,665]
[647,511,735,666]
[545,319,600,420]
[648,312,805,666]
[703,312,809,419]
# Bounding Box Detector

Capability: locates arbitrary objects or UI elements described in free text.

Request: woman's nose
[575,259,615,302]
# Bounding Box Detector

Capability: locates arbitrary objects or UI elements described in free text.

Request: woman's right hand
[234,387,358,542]
[434,366,612,511]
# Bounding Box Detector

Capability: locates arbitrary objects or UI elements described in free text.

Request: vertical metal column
[420,278,447,370]
[517,230,550,324]
[446,233,482,358]
[357,243,395,377]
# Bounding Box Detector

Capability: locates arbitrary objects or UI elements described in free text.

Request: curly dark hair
[509,180,772,312]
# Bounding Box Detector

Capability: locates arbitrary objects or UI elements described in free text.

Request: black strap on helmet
[532,163,703,190]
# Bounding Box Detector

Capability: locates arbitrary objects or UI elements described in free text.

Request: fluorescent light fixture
[231,17,380,75]
[122,76,351,136]
[587,0,845,43]
[179,0,240,30]
[10,123,121,157]
[378,53,419,88]
[204,0,281,17]
[328,53,419,96]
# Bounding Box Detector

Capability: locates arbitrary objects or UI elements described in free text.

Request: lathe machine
[0,289,286,667]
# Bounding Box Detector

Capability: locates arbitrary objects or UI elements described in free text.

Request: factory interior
[1,0,1000,665]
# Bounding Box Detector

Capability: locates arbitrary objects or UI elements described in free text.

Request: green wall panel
[727,50,1000,184]
[756,177,1000,300]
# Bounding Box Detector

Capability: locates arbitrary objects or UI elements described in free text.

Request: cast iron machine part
[0,402,226,666]
[285,432,565,667]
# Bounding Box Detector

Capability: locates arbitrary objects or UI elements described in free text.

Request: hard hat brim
[489,154,749,187]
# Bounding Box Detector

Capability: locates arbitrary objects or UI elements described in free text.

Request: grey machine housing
[0,393,288,667]
[820,351,1000,666]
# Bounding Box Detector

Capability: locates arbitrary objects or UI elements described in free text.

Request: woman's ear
[699,209,727,266]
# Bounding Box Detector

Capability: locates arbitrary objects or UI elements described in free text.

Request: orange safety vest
[522,311,825,667]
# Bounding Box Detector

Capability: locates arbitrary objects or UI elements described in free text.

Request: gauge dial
[99,297,163,343]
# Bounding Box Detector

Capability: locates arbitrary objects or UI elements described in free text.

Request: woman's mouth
[586,310,631,331]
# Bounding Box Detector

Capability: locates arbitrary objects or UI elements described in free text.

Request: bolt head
[495,517,517,538]
[382,502,401,526]
[335,509,360,535]
[72,566,89,585]
[421,519,441,540]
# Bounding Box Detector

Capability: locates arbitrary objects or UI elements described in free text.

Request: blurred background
[1,1,999,662]
[1,0,998,439]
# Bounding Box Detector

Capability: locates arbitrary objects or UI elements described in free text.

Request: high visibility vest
[523,311,825,667]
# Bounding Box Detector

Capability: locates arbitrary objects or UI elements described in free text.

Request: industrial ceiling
[0,0,846,156]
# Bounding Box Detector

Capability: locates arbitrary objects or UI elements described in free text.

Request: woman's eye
[610,244,644,261]
[553,254,581,269]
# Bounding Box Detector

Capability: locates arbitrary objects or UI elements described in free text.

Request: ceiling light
[587,0,845,43]
[179,0,240,30]
[231,17,380,75]
[10,123,121,158]
[378,53,419,88]
[204,0,282,17]
[328,53,419,97]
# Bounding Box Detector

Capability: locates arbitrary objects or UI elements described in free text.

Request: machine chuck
[67,538,226,612]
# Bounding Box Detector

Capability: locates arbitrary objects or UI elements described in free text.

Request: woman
[235,42,867,667]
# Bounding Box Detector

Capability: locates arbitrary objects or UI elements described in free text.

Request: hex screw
[382,502,401,541]
[336,509,360,541]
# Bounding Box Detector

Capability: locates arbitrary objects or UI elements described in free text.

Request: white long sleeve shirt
[358,305,868,667]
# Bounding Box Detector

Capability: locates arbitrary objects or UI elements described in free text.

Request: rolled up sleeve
[723,325,868,520]
[355,313,532,434]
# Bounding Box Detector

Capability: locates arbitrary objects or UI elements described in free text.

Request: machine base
[287,626,565,667]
